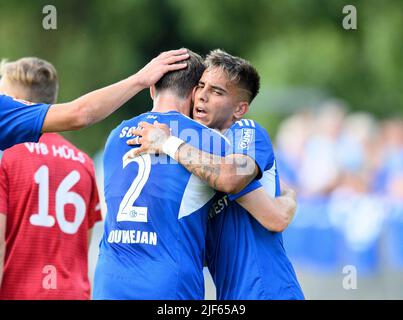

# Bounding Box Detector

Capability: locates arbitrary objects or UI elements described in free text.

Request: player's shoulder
[0,94,17,105]
[0,94,22,112]
[184,117,231,149]
[0,94,47,108]
[114,111,186,131]
[103,113,152,155]
[144,111,195,128]
[233,119,270,137]
[229,119,273,150]
[43,133,95,170]
[232,119,263,130]
[109,112,152,138]
[118,114,144,128]
[0,94,10,104]
[42,133,84,151]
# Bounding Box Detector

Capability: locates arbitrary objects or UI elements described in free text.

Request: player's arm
[236,182,297,232]
[175,147,256,194]
[41,49,189,132]
[127,122,258,194]
[0,214,5,287]
[128,122,297,232]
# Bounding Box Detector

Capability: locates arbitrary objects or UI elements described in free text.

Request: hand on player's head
[134,49,189,89]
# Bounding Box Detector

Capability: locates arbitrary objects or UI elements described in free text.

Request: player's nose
[196,87,208,103]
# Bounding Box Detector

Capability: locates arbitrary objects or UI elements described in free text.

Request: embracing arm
[175,144,258,194]
[127,122,258,194]
[127,122,297,232]
[42,49,189,132]
[236,183,297,232]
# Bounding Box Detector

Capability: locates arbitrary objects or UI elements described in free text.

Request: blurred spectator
[276,110,313,187]
[296,101,346,196]
[276,100,403,275]
[374,120,403,197]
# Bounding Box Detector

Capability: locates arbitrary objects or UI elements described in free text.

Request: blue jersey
[206,119,304,300]
[0,95,50,150]
[93,110,230,300]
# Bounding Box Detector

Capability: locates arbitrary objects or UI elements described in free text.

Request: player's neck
[151,93,190,117]
[217,118,236,134]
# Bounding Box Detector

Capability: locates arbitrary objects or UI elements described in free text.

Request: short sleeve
[228,179,262,201]
[225,119,274,179]
[0,95,51,150]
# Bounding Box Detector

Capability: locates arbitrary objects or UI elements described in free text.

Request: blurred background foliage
[1,0,402,155]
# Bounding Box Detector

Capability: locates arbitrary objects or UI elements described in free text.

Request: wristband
[162,136,185,159]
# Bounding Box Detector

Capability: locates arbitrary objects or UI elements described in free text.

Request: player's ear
[233,101,249,121]
[149,86,155,100]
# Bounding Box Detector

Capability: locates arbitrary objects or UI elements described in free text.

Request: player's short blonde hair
[0,57,58,104]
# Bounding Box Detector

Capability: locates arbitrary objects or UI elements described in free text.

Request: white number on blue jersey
[116,150,151,223]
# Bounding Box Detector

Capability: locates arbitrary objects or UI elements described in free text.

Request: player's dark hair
[205,49,260,103]
[155,49,205,99]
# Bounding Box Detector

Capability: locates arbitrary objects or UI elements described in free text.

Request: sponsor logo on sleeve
[238,128,254,150]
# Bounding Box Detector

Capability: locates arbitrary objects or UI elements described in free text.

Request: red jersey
[0,133,102,300]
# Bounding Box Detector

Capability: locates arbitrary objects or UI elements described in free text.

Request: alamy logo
[42,5,57,30]
[42,265,57,289]
[342,265,357,290]
[342,5,357,30]
[238,128,254,150]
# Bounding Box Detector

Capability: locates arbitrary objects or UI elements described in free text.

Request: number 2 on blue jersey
[116,150,151,223]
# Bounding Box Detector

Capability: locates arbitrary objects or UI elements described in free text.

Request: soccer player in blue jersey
[129,49,304,300]
[93,49,297,300]
[0,49,188,150]
[93,50,226,299]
